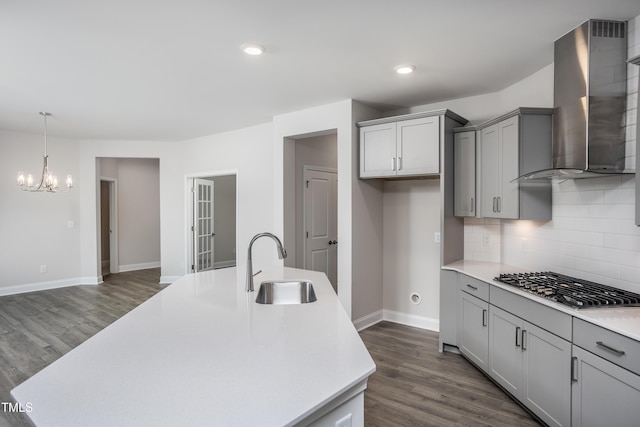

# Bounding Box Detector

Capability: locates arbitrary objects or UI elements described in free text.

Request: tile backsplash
[466,175,639,292]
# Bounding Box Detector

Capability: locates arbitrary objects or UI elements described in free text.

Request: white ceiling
[2,0,640,141]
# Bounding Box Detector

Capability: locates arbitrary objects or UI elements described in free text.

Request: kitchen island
[11,267,375,426]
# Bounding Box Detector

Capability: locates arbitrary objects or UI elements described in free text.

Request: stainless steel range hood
[519,20,630,180]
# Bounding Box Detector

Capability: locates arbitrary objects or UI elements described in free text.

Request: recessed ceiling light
[241,44,264,55]
[394,64,415,75]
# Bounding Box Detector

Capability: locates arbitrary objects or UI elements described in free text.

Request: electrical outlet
[434,232,441,243]
[40,265,47,273]
[482,235,490,246]
[521,238,528,253]
[335,413,352,427]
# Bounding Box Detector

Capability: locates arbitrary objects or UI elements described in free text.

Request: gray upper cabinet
[358,110,467,179]
[476,108,553,220]
[453,130,476,217]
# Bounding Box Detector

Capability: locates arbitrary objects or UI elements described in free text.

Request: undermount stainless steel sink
[255,280,317,305]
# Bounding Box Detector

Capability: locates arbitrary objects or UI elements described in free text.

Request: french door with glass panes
[193,178,214,272]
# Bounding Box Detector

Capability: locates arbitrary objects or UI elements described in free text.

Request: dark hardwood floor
[1,272,540,427]
[0,269,165,427]
[360,321,542,426]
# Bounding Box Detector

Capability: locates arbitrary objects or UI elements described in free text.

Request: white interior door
[193,178,215,272]
[304,167,337,290]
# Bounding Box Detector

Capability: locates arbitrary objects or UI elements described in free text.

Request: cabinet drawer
[458,273,489,302]
[491,286,572,341]
[573,318,640,376]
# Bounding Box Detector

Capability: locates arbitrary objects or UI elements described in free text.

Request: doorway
[187,173,237,273]
[97,157,160,281]
[284,132,338,291]
[100,179,117,277]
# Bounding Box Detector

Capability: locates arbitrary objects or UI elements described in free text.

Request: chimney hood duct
[518,20,631,181]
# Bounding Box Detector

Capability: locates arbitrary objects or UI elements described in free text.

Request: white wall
[76,139,174,285]
[273,100,382,319]
[176,123,273,282]
[382,179,441,330]
[0,130,82,294]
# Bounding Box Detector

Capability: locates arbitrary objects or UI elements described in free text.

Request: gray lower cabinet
[488,305,572,427]
[571,318,640,427]
[571,346,640,427]
[448,270,640,426]
[458,291,489,371]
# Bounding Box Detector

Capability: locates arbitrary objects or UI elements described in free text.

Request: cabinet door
[572,345,640,427]
[396,116,439,176]
[454,131,476,217]
[360,122,397,178]
[480,123,501,218]
[488,305,523,397]
[459,292,489,371]
[498,116,520,219]
[522,322,571,427]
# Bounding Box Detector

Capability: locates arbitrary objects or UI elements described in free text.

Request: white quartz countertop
[11,267,375,426]
[443,260,640,342]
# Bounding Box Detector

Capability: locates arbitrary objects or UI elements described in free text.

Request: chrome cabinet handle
[492,197,496,212]
[470,197,474,213]
[328,240,338,245]
[482,309,487,327]
[522,329,527,351]
[398,156,402,171]
[515,326,521,347]
[596,341,626,356]
[466,284,478,291]
[571,356,579,382]
[391,158,396,171]
[497,196,501,213]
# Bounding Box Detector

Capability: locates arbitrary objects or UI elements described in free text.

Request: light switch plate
[434,232,441,243]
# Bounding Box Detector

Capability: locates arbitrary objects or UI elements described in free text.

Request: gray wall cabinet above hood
[519,20,633,181]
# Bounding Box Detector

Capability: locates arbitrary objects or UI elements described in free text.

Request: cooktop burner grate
[495,271,640,308]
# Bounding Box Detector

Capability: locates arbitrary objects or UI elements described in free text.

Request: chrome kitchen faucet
[245,232,287,292]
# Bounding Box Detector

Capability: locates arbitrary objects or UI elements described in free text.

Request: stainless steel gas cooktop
[495,272,640,309]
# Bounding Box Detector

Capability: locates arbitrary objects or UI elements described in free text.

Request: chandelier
[17,112,73,193]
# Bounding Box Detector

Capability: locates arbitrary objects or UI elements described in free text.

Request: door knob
[328,240,338,245]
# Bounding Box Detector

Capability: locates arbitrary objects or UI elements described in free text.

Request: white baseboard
[382,310,439,332]
[214,260,236,269]
[0,276,99,297]
[353,309,440,333]
[118,261,161,273]
[160,275,182,285]
[353,310,384,331]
